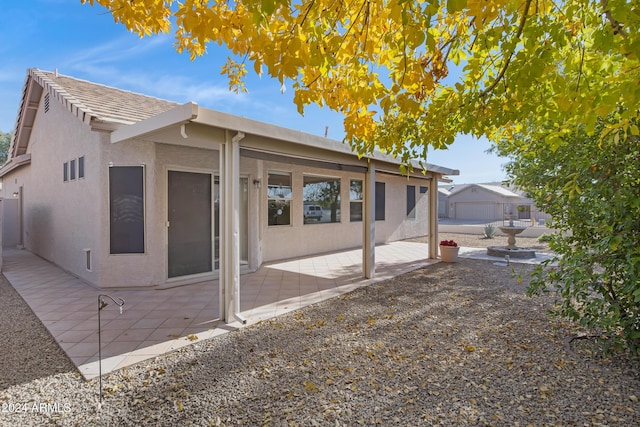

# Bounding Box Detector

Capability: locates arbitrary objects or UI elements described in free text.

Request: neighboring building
[437,186,452,218]
[0,69,458,322]
[446,184,520,220]
[440,183,550,223]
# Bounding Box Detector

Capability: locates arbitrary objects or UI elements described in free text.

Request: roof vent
[44,93,50,113]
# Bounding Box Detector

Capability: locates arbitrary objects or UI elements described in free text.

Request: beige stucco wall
[7,95,102,286]
[374,173,430,243]
[1,186,23,247]
[98,142,264,288]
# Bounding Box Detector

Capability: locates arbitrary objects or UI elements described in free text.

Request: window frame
[349,179,363,222]
[302,174,341,224]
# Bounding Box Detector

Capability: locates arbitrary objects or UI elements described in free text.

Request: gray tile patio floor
[2,242,441,379]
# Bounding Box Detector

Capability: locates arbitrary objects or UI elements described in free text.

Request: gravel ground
[412,232,552,252]
[1,235,639,426]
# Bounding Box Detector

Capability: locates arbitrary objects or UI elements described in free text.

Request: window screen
[375,182,385,221]
[78,156,85,179]
[109,166,145,254]
[407,185,416,218]
[70,159,76,180]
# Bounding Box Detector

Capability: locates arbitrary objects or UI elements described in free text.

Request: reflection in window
[303,175,340,224]
[268,171,292,226]
[350,179,363,222]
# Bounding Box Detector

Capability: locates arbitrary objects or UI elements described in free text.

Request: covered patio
[2,241,437,379]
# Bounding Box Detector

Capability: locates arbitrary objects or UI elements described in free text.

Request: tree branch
[600,0,627,39]
[479,0,533,97]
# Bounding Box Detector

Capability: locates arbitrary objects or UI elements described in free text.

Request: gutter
[0,154,32,178]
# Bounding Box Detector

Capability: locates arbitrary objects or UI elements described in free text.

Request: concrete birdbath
[498,224,526,249]
[487,219,536,259]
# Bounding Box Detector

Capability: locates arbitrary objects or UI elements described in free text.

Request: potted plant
[439,239,460,262]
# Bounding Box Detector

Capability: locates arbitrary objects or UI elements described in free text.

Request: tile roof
[446,183,520,197]
[29,68,178,125]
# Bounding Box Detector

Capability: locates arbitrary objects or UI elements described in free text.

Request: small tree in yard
[494,116,640,353]
[0,131,11,165]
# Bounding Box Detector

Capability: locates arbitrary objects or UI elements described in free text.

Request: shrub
[483,224,496,239]
[538,233,553,243]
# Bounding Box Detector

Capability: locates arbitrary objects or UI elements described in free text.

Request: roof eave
[110,102,200,143]
[0,153,31,178]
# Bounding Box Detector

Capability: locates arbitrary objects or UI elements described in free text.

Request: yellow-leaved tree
[82,0,639,165]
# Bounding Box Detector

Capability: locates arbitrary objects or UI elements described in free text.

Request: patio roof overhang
[109,102,459,179]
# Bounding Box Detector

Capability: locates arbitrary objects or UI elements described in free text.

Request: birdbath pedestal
[498,225,526,249]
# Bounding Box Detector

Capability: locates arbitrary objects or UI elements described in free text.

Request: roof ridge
[28,68,178,125]
[31,68,179,105]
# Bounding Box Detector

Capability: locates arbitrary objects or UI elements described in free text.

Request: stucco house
[441,183,551,224]
[437,186,452,218]
[0,68,458,323]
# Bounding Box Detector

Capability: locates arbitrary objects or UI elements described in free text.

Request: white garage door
[454,202,496,220]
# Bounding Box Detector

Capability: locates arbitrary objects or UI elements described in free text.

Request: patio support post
[363,160,375,278]
[219,130,246,324]
[428,175,439,259]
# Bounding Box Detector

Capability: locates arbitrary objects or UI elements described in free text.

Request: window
[349,179,363,222]
[109,166,145,254]
[63,162,68,182]
[407,185,416,218]
[267,171,292,226]
[78,156,85,179]
[83,249,92,272]
[375,182,385,221]
[70,159,76,180]
[420,186,428,194]
[303,175,341,224]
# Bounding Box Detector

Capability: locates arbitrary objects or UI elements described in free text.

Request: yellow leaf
[465,345,476,352]
[304,381,318,392]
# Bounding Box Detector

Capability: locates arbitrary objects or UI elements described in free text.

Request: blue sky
[0,0,507,184]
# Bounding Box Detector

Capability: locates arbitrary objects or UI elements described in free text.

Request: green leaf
[262,0,276,15]
[447,0,466,14]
